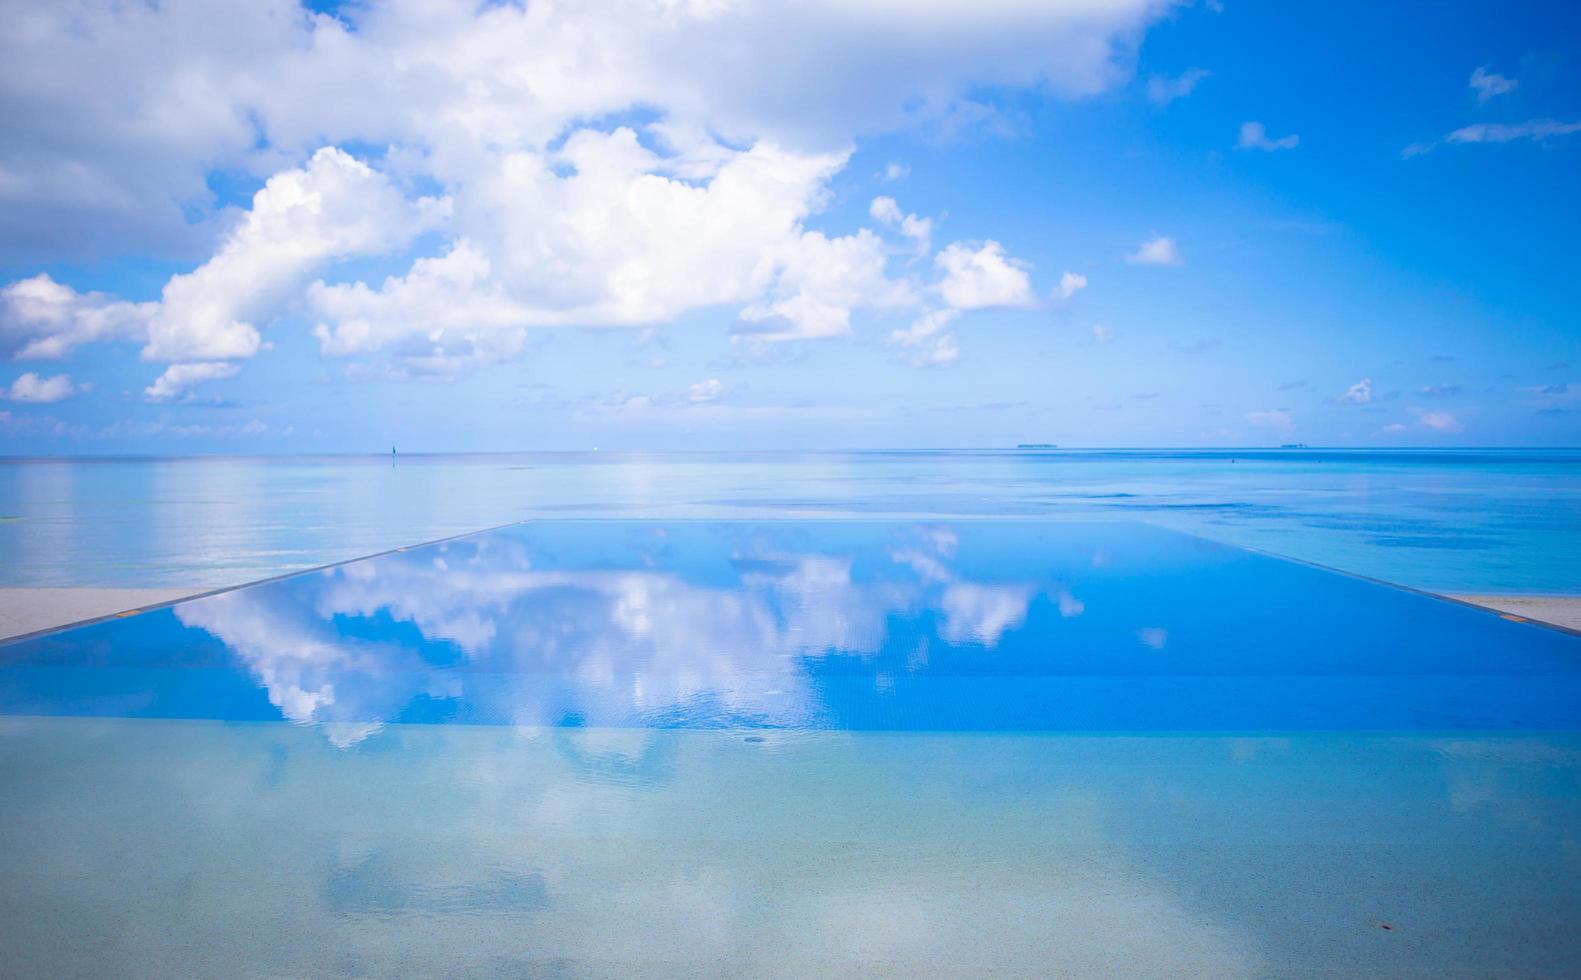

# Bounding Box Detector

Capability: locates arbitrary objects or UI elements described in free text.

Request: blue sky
[1,0,1577,452]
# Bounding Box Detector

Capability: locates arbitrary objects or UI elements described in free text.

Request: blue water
[2,520,1581,975]
[2,449,1579,593]
[5,521,1580,731]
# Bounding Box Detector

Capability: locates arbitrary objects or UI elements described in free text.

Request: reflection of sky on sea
[3,521,1579,745]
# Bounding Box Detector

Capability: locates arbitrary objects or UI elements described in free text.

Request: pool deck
[2,585,1579,642]
[0,588,206,643]
[1446,595,1581,632]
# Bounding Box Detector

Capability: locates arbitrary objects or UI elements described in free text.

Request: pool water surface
[2,521,1579,976]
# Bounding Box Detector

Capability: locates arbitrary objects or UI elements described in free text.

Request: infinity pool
[3,521,1580,976]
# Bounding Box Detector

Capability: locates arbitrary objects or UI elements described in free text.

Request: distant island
[1279,443,1310,449]
[1016,443,1059,449]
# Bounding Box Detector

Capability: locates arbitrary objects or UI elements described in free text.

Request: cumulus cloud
[1091,323,1114,345]
[1145,68,1210,106]
[1054,271,1088,302]
[935,240,1034,310]
[145,147,448,362]
[309,244,531,369]
[144,362,241,402]
[1,275,154,359]
[0,0,1171,379]
[1237,121,1299,152]
[879,162,910,182]
[1469,66,1518,104]
[738,228,914,342]
[1126,235,1180,266]
[6,372,78,403]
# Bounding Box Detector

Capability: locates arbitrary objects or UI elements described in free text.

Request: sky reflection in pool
[3,521,1578,737]
[2,521,1580,976]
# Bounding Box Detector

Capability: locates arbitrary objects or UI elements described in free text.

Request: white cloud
[1145,68,1210,106]
[309,244,531,370]
[1236,121,1299,152]
[0,1,1178,377]
[0,1,1166,265]
[6,372,78,403]
[1245,408,1293,432]
[935,240,1034,310]
[1469,66,1518,104]
[1126,235,1181,266]
[1446,119,1581,145]
[879,162,910,182]
[870,196,904,225]
[1381,409,1466,436]
[686,378,724,403]
[145,147,448,362]
[890,308,962,368]
[144,362,241,402]
[1091,324,1114,345]
[739,228,914,341]
[1338,378,1372,405]
[868,196,933,255]
[1,274,154,359]
[1054,270,1088,301]
[1414,408,1463,433]
[1406,119,1581,157]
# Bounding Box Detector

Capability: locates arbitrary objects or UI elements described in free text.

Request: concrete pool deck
[0,588,207,643]
[2,586,1579,643]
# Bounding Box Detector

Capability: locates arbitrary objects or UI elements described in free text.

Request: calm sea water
[1,449,1578,593]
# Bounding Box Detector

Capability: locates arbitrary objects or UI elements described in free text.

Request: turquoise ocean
[1,449,1578,594]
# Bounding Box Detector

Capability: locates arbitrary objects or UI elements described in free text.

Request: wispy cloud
[890,309,961,368]
[1336,377,1372,404]
[1405,119,1581,156]
[1414,409,1462,433]
[1469,65,1518,104]
[1053,271,1087,302]
[869,196,933,256]
[1126,235,1181,266]
[878,161,910,182]
[1146,68,1210,106]
[1237,121,1299,152]
[1246,408,1293,432]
